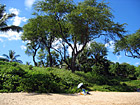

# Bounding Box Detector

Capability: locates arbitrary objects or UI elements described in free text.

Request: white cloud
[12,16,27,26]
[25,40,31,44]
[9,8,20,15]
[21,45,27,50]
[0,8,27,41]
[52,38,63,49]
[52,38,84,56]
[87,40,95,47]
[25,0,36,8]
[67,44,83,56]
[105,40,115,52]
[0,31,22,40]
[9,8,27,26]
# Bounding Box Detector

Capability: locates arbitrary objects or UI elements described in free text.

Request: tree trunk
[71,52,76,73]
[32,45,40,66]
[48,48,52,67]
[33,53,37,66]
[71,60,76,73]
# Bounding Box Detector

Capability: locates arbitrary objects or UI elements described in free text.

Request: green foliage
[29,65,33,70]
[37,50,60,67]
[135,65,140,79]
[109,62,136,78]
[0,62,83,93]
[92,64,110,76]
[114,28,140,59]
[0,62,25,92]
[0,61,139,93]
[23,0,126,72]
[3,50,22,63]
[123,80,140,88]
[76,42,110,73]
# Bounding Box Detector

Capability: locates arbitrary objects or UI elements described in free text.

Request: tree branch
[55,14,74,51]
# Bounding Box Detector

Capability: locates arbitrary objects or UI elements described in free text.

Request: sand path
[0,92,140,105]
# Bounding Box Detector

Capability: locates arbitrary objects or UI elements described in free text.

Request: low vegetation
[1,0,140,94]
[0,61,140,93]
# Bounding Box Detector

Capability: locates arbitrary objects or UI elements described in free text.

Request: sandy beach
[0,92,140,105]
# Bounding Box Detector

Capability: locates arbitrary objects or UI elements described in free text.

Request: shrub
[19,73,51,93]
[0,65,26,92]
[0,61,139,93]
[29,65,33,70]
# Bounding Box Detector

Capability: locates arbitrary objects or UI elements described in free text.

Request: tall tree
[114,28,140,59]
[3,50,22,63]
[76,42,108,72]
[89,42,108,65]
[109,62,136,77]
[22,17,42,66]
[37,49,59,67]
[76,45,93,72]
[0,4,22,32]
[34,0,126,72]
[120,63,136,77]
[25,42,40,66]
[22,15,56,67]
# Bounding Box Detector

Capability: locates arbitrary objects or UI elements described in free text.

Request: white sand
[0,92,140,105]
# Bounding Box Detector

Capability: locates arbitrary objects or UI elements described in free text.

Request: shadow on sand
[25,92,78,96]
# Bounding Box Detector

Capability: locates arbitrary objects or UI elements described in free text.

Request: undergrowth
[0,61,139,93]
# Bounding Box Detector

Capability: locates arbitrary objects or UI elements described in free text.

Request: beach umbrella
[77,83,83,88]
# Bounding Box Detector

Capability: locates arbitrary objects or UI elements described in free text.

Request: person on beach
[77,83,90,95]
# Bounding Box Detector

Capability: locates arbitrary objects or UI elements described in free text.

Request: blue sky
[0,0,140,66]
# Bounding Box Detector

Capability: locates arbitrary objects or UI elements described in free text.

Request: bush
[29,65,33,70]
[7,66,26,77]
[2,75,22,92]
[19,73,51,93]
[0,64,26,92]
[0,61,139,93]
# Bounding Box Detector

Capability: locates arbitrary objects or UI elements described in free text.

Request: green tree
[37,49,59,67]
[109,62,121,76]
[76,45,93,72]
[89,42,108,65]
[0,4,22,32]
[109,62,136,78]
[22,16,44,66]
[90,42,111,75]
[3,50,22,63]
[76,42,110,73]
[37,49,46,67]
[50,51,59,67]
[120,63,136,78]
[22,15,56,67]
[25,42,40,66]
[114,28,140,59]
[135,65,140,78]
[34,0,126,72]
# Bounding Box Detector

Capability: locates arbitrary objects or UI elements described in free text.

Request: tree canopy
[114,28,140,59]
[22,0,126,72]
[3,50,23,63]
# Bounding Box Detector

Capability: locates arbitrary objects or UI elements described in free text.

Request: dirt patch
[0,92,140,105]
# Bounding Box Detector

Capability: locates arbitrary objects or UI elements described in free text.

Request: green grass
[122,80,140,89]
[0,61,140,93]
